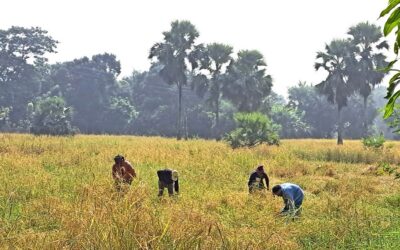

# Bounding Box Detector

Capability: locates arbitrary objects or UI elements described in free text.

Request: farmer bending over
[112,155,136,190]
[157,168,179,196]
[272,183,304,216]
[248,165,270,193]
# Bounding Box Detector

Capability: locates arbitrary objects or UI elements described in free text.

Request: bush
[362,133,385,149]
[225,112,280,148]
[0,106,11,129]
[269,104,310,138]
[30,96,75,136]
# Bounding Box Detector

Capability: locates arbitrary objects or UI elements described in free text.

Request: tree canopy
[149,20,203,139]
[223,50,273,112]
[0,21,396,141]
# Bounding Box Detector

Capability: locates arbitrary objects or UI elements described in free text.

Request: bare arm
[124,162,136,178]
[112,164,117,179]
[248,173,256,187]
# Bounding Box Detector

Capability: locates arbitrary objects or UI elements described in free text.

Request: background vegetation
[1,21,399,143]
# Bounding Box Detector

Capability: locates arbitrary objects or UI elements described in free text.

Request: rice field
[0,134,399,249]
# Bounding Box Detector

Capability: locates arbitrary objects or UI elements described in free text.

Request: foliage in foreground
[380,1,400,118]
[225,112,280,148]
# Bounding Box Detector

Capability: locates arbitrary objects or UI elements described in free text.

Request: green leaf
[386,72,400,99]
[380,0,400,17]
[378,59,398,72]
[384,7,400,35]
[384,90,400,119]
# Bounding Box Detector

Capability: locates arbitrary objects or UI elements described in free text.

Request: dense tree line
[0,21,398,142]
[315,22,389,144]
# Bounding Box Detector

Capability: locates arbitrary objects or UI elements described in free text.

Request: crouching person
[157,169,179,196]
[248,165,270,193]
[272,183,304,216]
[112,155,136,191]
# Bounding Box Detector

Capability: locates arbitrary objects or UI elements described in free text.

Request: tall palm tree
[193,43,233,138]
[315,39,357,145]
[348,22,388,135]
[223,50,272,112]
[149,20,201,140]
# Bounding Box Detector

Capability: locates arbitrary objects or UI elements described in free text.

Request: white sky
[0,0,391,97]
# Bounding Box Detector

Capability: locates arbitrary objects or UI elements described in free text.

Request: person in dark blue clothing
[248,165,270,193]
[157,169,179,196]
[272,183,304,216]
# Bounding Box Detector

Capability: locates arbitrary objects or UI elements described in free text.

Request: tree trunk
[184,108,188,140]
[362,96,368,137]
[337,106,343,145]
[215,98,220,140]
[177,83,182,140]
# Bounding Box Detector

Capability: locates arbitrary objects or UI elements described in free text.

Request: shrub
[30,96,75,136]
[362,133,385,149]
[0,106,11,129]
[375,162,397,176]
[225,112,280,148]
[269,104,310,138]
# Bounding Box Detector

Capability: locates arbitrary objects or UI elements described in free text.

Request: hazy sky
[0,0,390,96]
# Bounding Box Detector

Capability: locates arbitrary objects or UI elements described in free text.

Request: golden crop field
[0,134,400,249]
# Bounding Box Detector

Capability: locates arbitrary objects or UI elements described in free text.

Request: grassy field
[0,134,400,249]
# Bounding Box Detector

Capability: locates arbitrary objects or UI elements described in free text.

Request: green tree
[125,70,178,137]
[51,53,121,133]
[0,26,57,83]
[0,26,58,125]
[123,68,218,138]
[193,43,233,137]
[288,82,334,138]
[226,112,280,148]
[348,22,388,135]
[269,105,310,139]
[223,50,273,112]
[149,20,202,140]
[288,82,381,139]
[315,39,357,144]
[103,97,138,134]
[30,96,74,135]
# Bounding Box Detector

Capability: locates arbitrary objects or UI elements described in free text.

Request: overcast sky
[0,0,391,96]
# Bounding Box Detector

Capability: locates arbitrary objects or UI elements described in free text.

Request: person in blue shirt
[272,183,304,216]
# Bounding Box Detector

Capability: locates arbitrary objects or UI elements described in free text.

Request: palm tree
[149,20,201,140]
[223,50,272,112]
[193,43,233,138]
[348,22,389,135]
[315,39,357,145]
